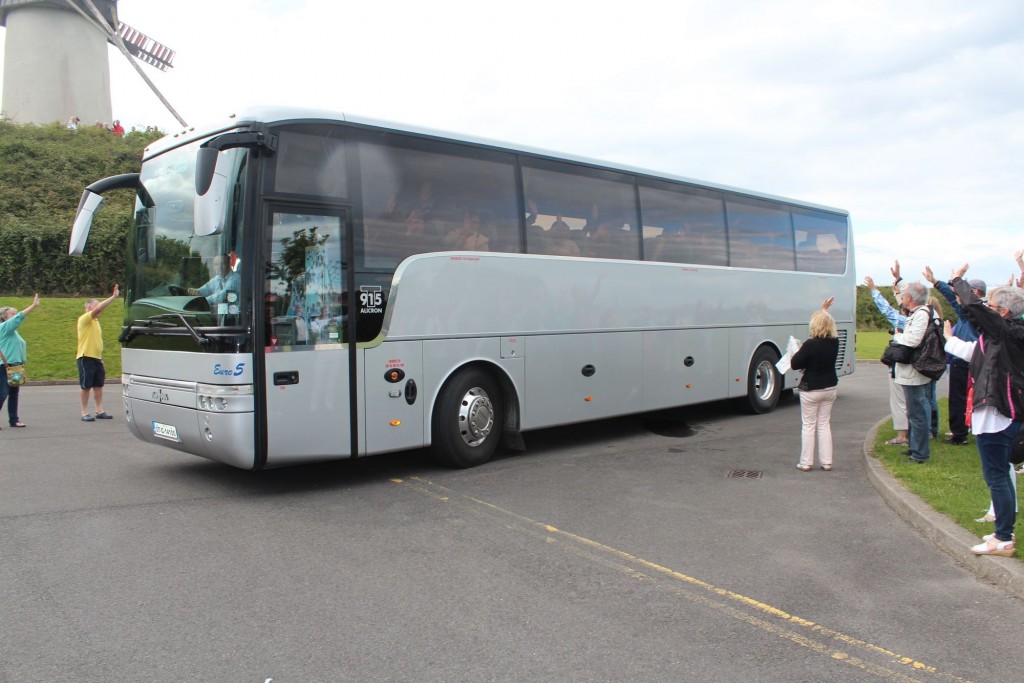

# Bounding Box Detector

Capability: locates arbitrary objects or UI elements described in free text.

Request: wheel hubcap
[458,387,494,447]
[755,360,776,401]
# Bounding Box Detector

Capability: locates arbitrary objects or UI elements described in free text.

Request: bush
[0,120,161,295]
[856,284,957,330]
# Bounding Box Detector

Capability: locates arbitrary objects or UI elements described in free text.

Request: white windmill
[0,0,185,127]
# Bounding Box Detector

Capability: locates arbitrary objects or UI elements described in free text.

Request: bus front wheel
[743,346,782,414]
[431,368,504,468]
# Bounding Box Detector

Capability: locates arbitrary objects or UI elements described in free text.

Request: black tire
[742,345,782,414]
[431,367,504,468]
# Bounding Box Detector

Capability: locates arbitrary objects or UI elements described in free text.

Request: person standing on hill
[0,294,41,428]
[77,285,119,422]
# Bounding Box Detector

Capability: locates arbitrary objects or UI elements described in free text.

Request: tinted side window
[793,209,848,274]
[725,196,795,270]
[522,161,639,260]
[639,183,728,266]
[274,131,348,198]
[359,139,518,269]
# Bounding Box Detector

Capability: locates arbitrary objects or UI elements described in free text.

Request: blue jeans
[929,380,939,438]
[0,366,17,425]
[904,383,932,461]
[977,421,1021,543]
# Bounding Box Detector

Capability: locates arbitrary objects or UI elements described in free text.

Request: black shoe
[942,437,968,445]
[901,449,912,456]
[907,456,929,464]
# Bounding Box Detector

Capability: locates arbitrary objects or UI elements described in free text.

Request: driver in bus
[188,253,240,306]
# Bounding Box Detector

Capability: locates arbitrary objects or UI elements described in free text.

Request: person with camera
[891,281,935,463]
[942,265,1024,557]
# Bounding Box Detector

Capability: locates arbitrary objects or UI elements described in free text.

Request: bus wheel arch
[742,343,782,414]
[430,362,518,468]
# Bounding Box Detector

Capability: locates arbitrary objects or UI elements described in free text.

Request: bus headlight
[195,383,253,412]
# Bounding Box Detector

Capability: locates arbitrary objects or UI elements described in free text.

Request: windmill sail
[116,21,175,71]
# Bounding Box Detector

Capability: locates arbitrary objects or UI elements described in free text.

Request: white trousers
[888,374,908,431]
[800,387,838,468]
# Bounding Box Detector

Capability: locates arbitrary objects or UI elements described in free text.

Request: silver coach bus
[70,106,856,469]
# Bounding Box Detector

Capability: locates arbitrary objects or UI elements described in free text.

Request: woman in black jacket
[943,269,1024,557]
[790,297,840,471]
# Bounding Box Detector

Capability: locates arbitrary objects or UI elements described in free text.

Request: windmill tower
[0,0,181,126]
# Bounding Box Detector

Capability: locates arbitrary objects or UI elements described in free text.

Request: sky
[2,0,1022,289]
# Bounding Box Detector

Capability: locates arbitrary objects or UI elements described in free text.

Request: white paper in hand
[775,336,802,374]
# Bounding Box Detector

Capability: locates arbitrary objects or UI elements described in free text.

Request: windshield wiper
[120,313,211,347]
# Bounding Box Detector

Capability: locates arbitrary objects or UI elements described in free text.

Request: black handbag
[911,320,947,380]
[881,341,916,367]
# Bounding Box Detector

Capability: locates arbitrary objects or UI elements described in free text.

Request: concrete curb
[863,417,1024,600]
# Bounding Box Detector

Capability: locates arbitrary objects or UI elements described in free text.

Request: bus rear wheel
[431,368,504,468]
[743,345,782,414]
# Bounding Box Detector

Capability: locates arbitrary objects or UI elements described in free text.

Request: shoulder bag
[911,309,947,380]
[0,348,26,387]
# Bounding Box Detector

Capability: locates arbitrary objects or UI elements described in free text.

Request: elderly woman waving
[943,265,1024,557]
[0,293,41,429]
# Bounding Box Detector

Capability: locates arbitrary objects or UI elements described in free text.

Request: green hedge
[0,120,160,296]
[856,283,957,331]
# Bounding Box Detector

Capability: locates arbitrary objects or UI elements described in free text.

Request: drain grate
[727,469,763,479]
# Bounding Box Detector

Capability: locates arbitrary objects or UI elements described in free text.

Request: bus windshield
[125,141,249,344]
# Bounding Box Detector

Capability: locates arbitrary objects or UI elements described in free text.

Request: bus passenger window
[357,139,518,263]
[793,208,848,274]
[725,196,795,271]
[521,162,639,260]
[639,183,727,266]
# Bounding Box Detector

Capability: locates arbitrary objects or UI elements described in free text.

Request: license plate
[152,421,180,442]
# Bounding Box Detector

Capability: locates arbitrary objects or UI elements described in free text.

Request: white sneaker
[971,538,1015,557]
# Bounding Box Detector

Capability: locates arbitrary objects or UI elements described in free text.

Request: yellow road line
[392,476,970,683]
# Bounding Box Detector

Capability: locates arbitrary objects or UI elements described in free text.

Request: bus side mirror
[69,190,105,255]
[69,173,143,256]
[195,146,219,196]
[194,148,226,237]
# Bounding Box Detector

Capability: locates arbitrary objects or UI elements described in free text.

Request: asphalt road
[2,364,1021,683]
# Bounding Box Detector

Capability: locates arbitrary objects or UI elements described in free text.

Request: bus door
[262,206,356,466]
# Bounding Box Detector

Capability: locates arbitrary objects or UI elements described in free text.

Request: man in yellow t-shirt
[77,284,119,422]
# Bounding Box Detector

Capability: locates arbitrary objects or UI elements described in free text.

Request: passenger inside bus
[546,218,581,257]
[650,227,693,263]
[442,209,490,251]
